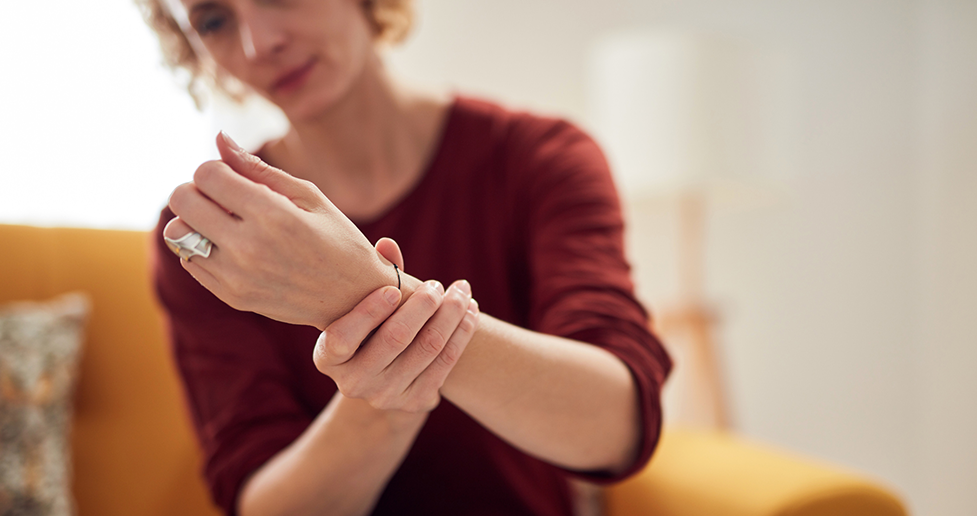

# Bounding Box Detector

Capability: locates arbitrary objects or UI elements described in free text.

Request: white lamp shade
[588,31,788,201]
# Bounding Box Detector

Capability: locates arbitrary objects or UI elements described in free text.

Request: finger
[163,217,225,291]
[375,237,405,271]
[349,280,444,374]
[162,215,221,263]
[167,181,237,244]
[381,280,471,386]
[215,132,320,209]
[162,215,196,244]
[192,159,268,219]
[180,250,224,293]
[313,286,402,371]
[409,297,479,398]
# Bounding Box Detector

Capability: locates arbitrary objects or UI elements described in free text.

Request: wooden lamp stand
[654,191,730,430]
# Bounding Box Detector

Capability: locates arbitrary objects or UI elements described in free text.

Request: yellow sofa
[0,224,908,516]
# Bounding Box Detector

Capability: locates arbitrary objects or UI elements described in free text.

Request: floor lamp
[589,30,784,429]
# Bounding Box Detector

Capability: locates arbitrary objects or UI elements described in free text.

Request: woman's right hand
[164,132,404,330]
[314,278,479,413]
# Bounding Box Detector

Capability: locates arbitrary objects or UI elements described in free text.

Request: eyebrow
[187,1,221,17]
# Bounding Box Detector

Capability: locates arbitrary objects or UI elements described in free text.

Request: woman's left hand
[163,133,401,329]
[313,275,479,414]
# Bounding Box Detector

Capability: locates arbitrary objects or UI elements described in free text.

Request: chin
[274,78,355,122]
[270,91,329,122]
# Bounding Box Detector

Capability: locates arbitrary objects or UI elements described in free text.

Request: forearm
[439,315,641,473]
[238,393,427,516]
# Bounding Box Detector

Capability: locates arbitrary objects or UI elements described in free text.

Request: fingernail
[384,287,401,305]
[427,280,444,294]
[457,280,471,296]
[221,131,245,153]
[468,298,479,314]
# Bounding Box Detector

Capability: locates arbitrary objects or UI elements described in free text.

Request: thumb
[216,131,311,203]
[375,237,405,271]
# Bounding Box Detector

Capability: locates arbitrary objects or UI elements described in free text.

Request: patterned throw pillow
[0,293,89,516]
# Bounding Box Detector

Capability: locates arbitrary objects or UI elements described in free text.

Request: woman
[143,0,671,515]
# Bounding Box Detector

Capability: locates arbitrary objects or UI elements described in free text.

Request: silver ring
[164,231,213,260]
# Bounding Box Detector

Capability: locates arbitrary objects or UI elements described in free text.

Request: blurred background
[1,1,974,515]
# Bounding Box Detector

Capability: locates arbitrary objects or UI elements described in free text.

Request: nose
[239,13,287,61]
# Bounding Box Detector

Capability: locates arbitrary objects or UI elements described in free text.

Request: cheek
[310,10,375,81]
[200,39,251,84]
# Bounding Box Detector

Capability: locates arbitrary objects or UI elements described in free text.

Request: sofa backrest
[0,224,219,516]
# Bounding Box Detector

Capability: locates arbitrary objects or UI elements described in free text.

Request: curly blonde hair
[134,0,415,108]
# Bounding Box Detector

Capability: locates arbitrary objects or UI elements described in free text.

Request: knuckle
[172,181,195,198]
[336,384,354,399]
[368,392,395,411]
[416,327,448,356]
[193,160,223,185]
[436,341,464,369]
[458,313,477,333]
[339,377,363,399]
[297,178,319,196]
[324,333,350,359]
[424,394,442,412]
[416,288,443,312]
[249,183,277,207]
[243,152,269,172]
[384,319,414,349]
[447,294,469,313]
[408,393,441,414]
[255,182,279,201]
[362,297,393,322]
[168,182,195,210]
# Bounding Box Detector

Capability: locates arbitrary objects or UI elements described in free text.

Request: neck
[269,53,449,220]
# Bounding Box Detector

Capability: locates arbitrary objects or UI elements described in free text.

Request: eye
[192,11,229,36]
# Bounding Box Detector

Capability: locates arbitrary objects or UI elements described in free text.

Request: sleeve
[513,119,673,483]
[150,208,312,515]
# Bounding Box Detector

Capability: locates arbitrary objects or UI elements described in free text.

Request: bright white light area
[0,0,216,230]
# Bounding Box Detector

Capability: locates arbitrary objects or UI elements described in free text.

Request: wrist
[334,393,428,434]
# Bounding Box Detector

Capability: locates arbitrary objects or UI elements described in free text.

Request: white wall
[0,0,215,230]
[389,1,975,514]
[916,1,977,514]
[640,0,922,504]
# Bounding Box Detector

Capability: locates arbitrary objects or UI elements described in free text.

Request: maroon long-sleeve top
[152,96,672,516]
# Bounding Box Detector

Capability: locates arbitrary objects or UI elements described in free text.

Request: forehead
[174,0,216,14]
[166,0,220,20]
[178,0,254,11]
[160,0,191,23]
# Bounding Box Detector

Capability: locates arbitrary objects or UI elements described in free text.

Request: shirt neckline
[254,95,464,230]
[352,95,462,229]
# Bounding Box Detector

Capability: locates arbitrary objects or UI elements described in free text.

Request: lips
[272,58,317,94]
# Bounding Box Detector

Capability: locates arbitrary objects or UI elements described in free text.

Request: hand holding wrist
[165,133,418,329]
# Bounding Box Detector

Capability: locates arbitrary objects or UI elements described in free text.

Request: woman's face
[179,0,376,119]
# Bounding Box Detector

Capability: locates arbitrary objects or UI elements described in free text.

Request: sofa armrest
[605,429,907,516]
